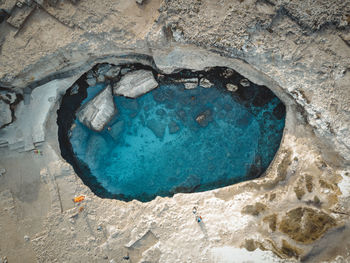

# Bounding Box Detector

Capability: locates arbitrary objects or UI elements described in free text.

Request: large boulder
[77,85,117,132]
[113,70,158,98]
[0,100,12,128]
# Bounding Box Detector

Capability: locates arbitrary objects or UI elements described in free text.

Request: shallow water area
[67,75,285,202]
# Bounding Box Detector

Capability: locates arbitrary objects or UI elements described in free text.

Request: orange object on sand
[73,196,85,203]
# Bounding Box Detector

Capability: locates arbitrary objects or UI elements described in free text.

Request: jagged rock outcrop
[77,85,116,132]
[113,70,158,98]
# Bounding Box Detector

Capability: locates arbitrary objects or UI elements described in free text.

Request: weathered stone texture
[77,85,116,132]
[113,70,158,98]
[0,100,11,128]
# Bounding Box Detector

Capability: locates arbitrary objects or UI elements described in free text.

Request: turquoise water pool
[67,77,285,201]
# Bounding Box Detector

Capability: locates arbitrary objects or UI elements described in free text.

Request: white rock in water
[77,85,117,132]
[113,70,158,98]
[226,83,238,92]
[182,78,198,89]
[240,78,250,87]
[199,78,213,88]
[0,100,12,128]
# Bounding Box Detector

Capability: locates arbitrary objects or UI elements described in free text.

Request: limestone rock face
[113,70,158,98]
[77,85,116,132]
[0,100,12,128]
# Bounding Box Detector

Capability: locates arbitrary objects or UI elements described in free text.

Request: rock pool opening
[57,64,286,202]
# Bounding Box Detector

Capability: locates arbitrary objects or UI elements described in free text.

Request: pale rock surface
[199,78,213,88]
[104,66,121,79]
[0,91,16,104]
[113,70,158,98]
[0,167,6,176]
[226,83,238,92]
[77,85,116,132]
[182,78,198,89]
[6,4,33,28]
[0,100,11,128]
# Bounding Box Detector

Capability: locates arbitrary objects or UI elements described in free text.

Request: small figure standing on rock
[123,252,130,261]
[192,206,203,223]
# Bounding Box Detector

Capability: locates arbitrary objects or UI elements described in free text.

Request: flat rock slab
[6,5,34,29]
[77,85,117,132]
[113,70,158,98]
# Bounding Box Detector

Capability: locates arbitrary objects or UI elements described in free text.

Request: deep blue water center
[58,66,285,202]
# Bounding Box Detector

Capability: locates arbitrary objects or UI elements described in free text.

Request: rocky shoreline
[0,0,349,262]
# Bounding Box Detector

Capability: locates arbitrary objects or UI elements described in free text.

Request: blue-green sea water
[69,82,285,201]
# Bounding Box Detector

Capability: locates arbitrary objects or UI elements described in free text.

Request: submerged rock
[85,134,109,168]
[108,121,124,142]
[171,174,200,193]
[273,102,285,120]
[146,118,166,139]
[77,85,117,132]
[0,100,12,128]
[168,120,180,134]
[195,109,213,127]
[113,70,158,98]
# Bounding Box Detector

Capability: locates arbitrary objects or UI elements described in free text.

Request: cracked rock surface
[77,85,116,132]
